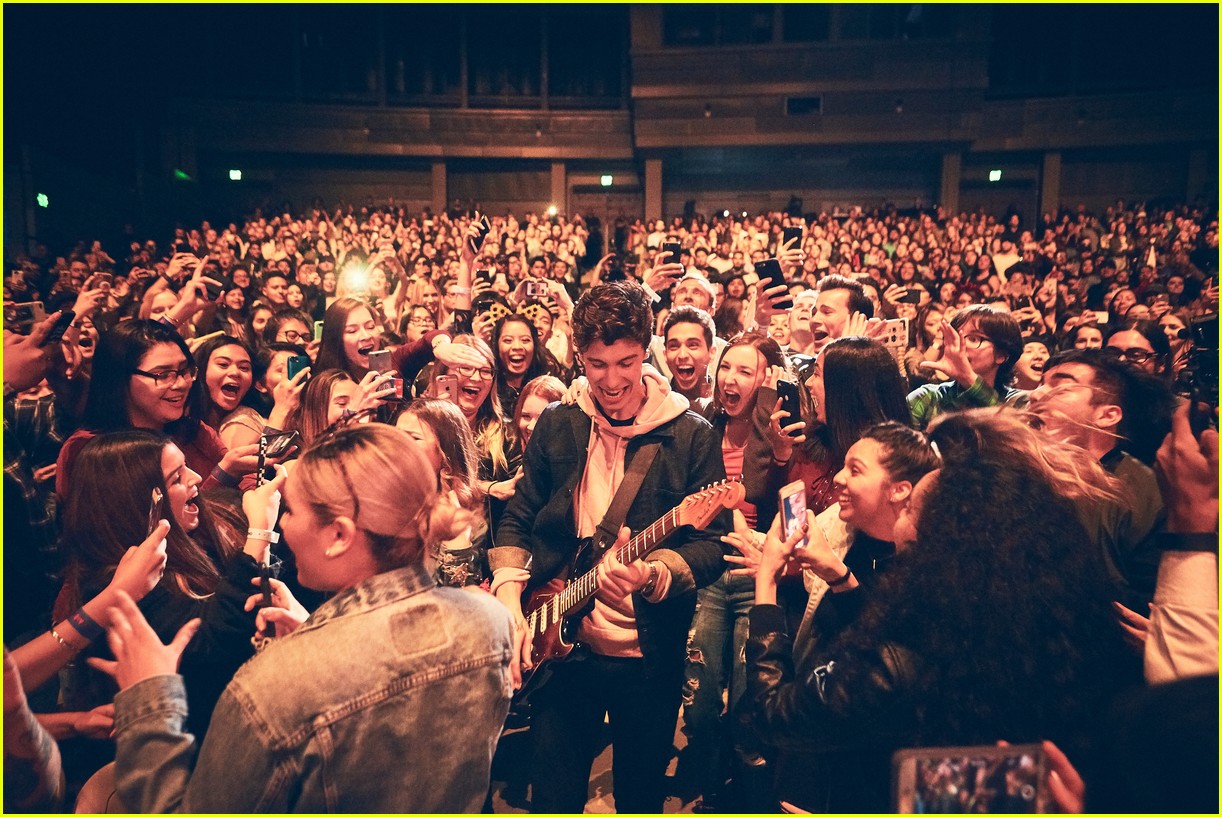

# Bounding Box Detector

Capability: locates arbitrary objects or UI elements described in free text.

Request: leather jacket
[114,564,515,812]
[744,602,921,812]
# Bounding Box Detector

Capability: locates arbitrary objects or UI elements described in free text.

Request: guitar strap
[591,441,661,555]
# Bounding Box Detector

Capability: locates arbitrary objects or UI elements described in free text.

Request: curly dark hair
[826,427,1139,760]
[571,280,653,353]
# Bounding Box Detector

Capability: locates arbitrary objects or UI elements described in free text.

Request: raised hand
[95,591,201,692]
[918,320,979,388]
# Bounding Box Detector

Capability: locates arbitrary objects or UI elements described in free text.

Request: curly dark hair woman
[744,409,1140,812]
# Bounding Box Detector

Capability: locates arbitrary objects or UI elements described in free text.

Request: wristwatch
[640,561,660,597]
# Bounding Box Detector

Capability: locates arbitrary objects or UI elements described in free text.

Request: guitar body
[516,540,601,702]
[512,479,744,703]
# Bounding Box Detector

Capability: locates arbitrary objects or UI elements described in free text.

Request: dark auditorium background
[4,3,1217,253]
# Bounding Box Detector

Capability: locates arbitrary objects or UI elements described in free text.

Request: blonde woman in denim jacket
[103,424,515,812]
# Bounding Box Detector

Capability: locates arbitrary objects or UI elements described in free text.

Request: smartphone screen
[263,430,300,459]
[893,743,1047,813]
[779,481,807,541]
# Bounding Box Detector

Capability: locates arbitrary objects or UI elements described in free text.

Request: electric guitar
[517,478,744,698]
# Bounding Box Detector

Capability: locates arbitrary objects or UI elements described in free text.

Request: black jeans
[530,652,682,813]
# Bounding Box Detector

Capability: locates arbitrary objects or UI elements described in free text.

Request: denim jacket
[113,564,515,812]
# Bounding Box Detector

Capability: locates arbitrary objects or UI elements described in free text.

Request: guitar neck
[556,507,680,617]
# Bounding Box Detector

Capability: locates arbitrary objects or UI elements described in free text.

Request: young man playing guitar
[491,280,731,813]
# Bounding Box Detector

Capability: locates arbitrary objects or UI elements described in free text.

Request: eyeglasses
[961,333,994,349]
[132,364,197,388]
[451,365,494,380]
[279,330,309,342]
[407,317,435,326]
[1105,346,1157,364]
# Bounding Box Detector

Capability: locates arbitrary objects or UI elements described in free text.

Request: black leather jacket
[745,602,921,812]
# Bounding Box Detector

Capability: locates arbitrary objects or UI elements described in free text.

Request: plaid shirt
[4,393,73,558]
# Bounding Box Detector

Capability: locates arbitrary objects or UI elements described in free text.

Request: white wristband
[247,528,280,544]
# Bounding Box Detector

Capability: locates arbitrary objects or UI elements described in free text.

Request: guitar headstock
[676,478,745,530]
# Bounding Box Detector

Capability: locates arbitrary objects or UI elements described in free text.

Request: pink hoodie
[574,364,690,657]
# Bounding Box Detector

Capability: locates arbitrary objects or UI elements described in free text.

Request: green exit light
[988,169,1002,182]
[173,169,192,181]
[600,175,613,187]
[35,193,49,208]
[229,169,242,181]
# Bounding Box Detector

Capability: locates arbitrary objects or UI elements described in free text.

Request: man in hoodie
[492,280,730,813]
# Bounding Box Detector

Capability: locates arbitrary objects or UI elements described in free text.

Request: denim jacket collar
[299,563,436,633]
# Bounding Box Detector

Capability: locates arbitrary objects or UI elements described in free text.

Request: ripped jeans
[678,571,759,796]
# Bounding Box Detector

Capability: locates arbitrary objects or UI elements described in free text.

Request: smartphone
[92,272,114,291]
[753,259,793,310]
[39,309,76,347]
[470,214,491,253]
[313,320,324,341]
[902,288,923,305]
[775,379,802,436]
[524,280,547,300]
[782,225,803,249]
[258,561,276,638]
[201,277,224,300]
[882,318,909,349]
[5,301,46,333]
[368,349,393,374]
[663,241,683,262]
[286,354,311,382]
[434,373,458,403]
[262,430,300,459]
[146,487,164,536]
[779,480,807,541]
[1092,310,1110,324]
[892,743,1048,813]
[476,268,494,284]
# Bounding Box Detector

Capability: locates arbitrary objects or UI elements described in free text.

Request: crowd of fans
[3,195,1217,813]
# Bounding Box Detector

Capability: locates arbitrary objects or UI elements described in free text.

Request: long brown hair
[60,431,237,610]
[437,335,510,473]
[711,329,788,417]
[287,369,355,446]
[396,398,483,511]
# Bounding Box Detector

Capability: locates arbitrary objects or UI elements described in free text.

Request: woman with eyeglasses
[400,304,437,343]
[56,321,265,503]
[103,424,514,812]
[432,335,518,531]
